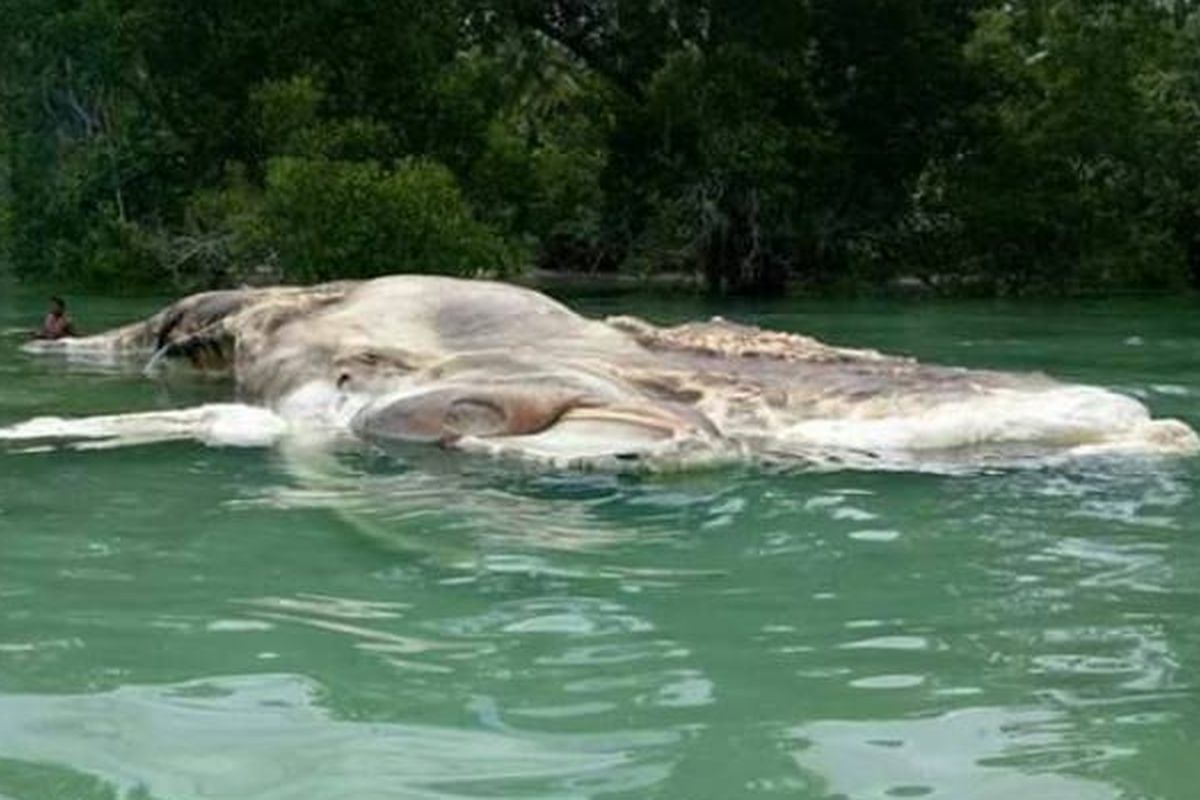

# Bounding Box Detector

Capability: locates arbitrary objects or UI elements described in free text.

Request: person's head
[49,296,65,316]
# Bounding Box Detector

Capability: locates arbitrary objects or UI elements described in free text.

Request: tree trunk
[701,189,787,296]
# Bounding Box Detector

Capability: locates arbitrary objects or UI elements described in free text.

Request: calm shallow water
[1,287,1199,799]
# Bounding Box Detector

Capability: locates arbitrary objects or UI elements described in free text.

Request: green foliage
[4,0,1200,294]
[457,44,614,270]
[905,1,1200,293]
[611,39,827,292]
[256,156,518,281]
[251,76,398,162]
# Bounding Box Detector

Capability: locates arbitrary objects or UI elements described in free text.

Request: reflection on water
[3,293,1200,798]
[0,673,675,799]
[240,442,751,574]
[0,679,1134,800]
[792,707,1122,800]
[0,432,1195,798]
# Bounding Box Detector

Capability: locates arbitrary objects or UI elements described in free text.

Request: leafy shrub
[256,156,520,282]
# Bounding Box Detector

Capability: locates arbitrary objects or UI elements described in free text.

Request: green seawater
[1,288,1199,800]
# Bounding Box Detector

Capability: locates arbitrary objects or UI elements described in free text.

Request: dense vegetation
[3,0,1200,295]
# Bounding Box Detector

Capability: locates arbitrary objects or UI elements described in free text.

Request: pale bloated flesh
[17,275,1200,470]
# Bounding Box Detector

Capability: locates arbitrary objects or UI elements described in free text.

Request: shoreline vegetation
[4,1,1200,298]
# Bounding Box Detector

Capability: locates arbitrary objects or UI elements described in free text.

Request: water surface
[1,289,1199,799]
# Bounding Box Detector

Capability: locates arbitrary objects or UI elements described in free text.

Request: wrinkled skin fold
[16,275,1200,470]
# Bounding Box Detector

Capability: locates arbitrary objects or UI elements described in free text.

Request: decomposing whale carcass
[10,275,1199,471]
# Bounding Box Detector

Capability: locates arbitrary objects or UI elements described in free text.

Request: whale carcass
[11,275,1199,470]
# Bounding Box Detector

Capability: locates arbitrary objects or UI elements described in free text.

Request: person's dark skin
[34,297,78,340]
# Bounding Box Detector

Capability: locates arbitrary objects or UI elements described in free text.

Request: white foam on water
[0,404,288,449]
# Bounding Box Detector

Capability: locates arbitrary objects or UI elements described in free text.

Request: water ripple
[0,674,678,799]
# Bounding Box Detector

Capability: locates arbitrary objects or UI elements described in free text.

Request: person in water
[34,296,78,340]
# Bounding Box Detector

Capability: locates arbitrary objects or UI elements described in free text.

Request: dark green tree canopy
[3,0,1200,294]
